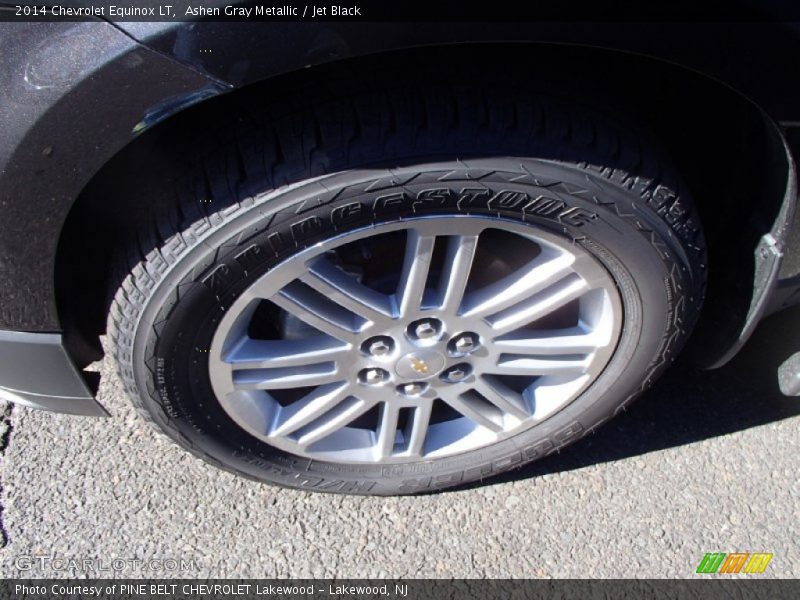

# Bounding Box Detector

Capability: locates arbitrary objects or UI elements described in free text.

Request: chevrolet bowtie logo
[409,357,430,375]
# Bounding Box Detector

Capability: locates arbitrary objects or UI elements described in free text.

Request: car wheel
[108,82,706,494]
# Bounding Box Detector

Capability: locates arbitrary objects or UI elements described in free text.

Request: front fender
[0,21,224,332]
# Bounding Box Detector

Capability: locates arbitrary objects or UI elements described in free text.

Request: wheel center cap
[395,349,446,380]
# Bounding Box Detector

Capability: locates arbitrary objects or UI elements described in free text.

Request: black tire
[108,78,706,495]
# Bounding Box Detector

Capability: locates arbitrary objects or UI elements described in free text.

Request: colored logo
[409,356,430,375]
[696,553,773,574]
[395,350,445,380]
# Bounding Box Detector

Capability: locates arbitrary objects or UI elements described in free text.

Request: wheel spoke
[492,327,602,356]
[489,355,589,376]
[472,377,529,420]
[270,382,350,438]
[301,257,393,325]
[440,390,504,433]
[437,234,480,313]
[270,282,362,342]
[487,274,590,335]
[295,396,376,447]
[375,402,401,459]
[404,402,433,457]
[460,250,575,318]
[226,336,351,370]
[232,362,342,390]
[396,229,436,317]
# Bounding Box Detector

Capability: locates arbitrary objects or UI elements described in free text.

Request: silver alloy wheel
[209,216,622,463]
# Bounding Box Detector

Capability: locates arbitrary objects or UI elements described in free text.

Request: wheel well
[55,42,789,369]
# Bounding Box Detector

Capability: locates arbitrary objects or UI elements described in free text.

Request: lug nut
[360,368,389,385]
[364,336,394,357]
[398,382,427,397]
[451,332,479,355]
[446,368,467,382]
[411,318,441,340]
[442,364,472,383]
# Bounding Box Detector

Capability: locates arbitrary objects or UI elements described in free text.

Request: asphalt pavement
[0,307,798,579]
